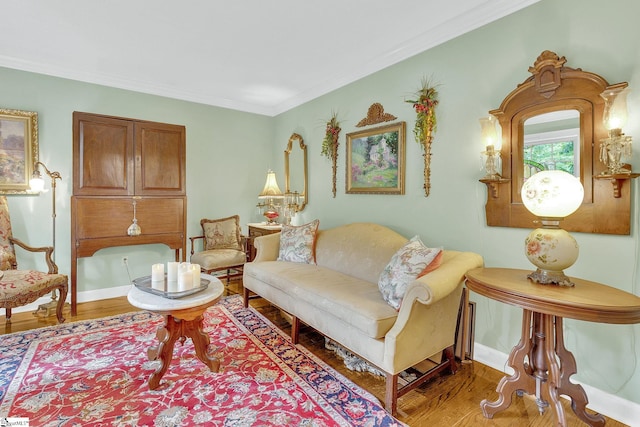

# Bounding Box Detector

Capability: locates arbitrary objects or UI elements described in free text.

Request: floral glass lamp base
[525,226,578,287]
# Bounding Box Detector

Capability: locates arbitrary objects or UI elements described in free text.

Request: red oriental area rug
[0,295,404,426]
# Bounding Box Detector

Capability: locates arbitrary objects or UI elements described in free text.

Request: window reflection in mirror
[523,110,580,179]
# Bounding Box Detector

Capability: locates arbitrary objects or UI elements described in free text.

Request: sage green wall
[1,67,273,289]
[273,0,640,406]
[2,0,639,413]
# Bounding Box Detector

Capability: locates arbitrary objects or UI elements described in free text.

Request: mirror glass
[284,133,307,212]
[523,110,580,179]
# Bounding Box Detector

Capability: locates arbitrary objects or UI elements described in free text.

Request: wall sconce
[479,116,501,179]
[521,170,584,286]
[256,170,283,224]
[600,86,632,175]
[29,161,68,317]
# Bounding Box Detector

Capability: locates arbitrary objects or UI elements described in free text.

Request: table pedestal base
[481,310,606,427]
[147,311,220,389]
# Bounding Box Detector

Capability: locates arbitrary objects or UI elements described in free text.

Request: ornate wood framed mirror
[284,133,308,212]
[482,51,635,235]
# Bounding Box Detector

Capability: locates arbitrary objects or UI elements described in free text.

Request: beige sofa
[242,222,483,415]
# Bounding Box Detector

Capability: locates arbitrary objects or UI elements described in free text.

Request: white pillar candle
[151,263,164,282]
[191,264,201,288]
[178,269,193,291]
[167,262,179,283]
[167,278,179,293]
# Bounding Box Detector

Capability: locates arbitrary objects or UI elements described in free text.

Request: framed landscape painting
[346,121,405,194]
[0,109,38,194]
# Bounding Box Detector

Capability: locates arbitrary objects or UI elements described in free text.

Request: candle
[151,263,164,282]
[178,269,193,291]
[191,264,201,288]
[167,262,179,283]
[167,278,179,293]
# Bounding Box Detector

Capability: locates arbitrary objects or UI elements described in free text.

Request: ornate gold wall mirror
[483,50,635,235]
[284,133,308,213]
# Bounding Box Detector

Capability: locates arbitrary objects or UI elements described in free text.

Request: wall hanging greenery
[406,78,439,196]
[321,112,341,198]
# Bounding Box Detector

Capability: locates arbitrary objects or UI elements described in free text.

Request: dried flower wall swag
[406,78,439,196]
[321,112,341,198]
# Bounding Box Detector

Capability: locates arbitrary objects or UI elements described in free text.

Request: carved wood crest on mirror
[482,50,637,235]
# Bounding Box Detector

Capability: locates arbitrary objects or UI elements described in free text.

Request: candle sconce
[479,116,511,198]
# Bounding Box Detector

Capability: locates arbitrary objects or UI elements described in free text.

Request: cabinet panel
[135,122,186,195]
[74,197,185,239]
[73,112,186,196]
[73,112,134,196]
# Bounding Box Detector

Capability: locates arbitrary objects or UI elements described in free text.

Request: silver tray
[132,275,209,299]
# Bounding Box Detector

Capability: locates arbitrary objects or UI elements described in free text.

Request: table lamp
[521,170,584,286]
[257,170,283,224]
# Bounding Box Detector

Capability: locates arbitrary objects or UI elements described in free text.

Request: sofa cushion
[277,219,319,264]
[244,260,398,339]
[378,236,442,310]
[315,223,407,284]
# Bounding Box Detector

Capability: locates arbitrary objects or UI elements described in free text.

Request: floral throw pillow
[277,219,320,264]
[378,236,442,310]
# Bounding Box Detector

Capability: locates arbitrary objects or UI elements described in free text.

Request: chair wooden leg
[55,284,68,324]
[5,307,11,322]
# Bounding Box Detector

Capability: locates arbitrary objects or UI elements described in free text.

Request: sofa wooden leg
[445,345,457,374]
[5,307,11,322]
[385,373,398,416]
[242,288,250,308]
[291,316,300,344]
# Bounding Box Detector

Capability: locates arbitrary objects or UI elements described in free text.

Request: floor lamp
[29,161,69,318]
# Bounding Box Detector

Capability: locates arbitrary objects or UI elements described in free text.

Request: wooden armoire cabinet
[70,112,187,315]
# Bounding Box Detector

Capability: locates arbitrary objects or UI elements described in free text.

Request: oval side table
[127,274,224,389]
[465,267,640,427]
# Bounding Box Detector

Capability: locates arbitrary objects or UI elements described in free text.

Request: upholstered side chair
[0,196,68,323]
[189,215,247,284]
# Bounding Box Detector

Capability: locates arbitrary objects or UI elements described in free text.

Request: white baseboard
[474,343,640,427]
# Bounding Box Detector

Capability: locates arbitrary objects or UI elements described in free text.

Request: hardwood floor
[1,280,627,427]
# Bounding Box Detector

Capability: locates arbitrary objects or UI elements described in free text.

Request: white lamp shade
[29,176,45,193]
[259,170,283,198]
[521,170,584,218]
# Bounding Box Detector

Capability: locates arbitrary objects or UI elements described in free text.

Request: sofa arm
[252,232,281,262]
[408,250,484,306]
[382,250,483,372]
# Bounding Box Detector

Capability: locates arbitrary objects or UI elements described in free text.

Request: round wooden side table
[465,267,640,427]
[127,274,224,389]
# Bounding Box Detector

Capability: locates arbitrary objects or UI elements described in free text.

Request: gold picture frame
[346,121,405,194]
[0,109,38,194]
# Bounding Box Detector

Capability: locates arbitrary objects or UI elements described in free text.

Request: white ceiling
[1,0,538,116]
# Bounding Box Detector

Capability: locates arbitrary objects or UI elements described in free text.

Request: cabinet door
[135,121,186,196]
[73,112,134,196]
